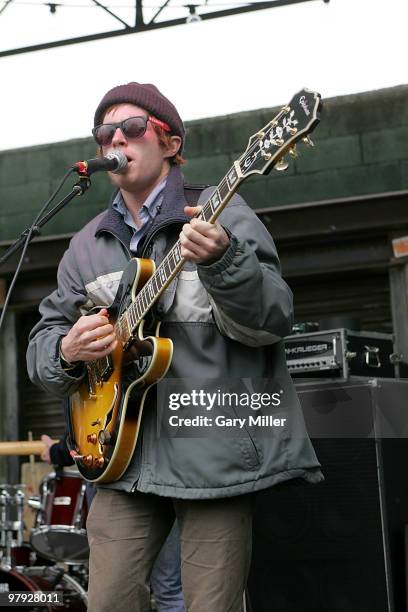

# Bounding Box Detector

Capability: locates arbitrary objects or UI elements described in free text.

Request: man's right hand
[60,308,118,363]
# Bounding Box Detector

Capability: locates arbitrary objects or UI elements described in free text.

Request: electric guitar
[68,88,322,482]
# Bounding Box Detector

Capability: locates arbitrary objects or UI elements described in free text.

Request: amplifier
[284,328,402,378]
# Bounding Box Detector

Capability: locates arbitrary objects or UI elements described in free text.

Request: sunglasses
[92,115,171,146]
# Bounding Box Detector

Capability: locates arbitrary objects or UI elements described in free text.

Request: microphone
[72,150,128,176]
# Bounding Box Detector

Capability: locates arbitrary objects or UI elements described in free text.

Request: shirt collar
[112,176,167,222]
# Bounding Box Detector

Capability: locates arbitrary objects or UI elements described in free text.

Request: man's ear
[163,135,182,158]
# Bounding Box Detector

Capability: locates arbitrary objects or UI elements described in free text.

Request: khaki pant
[86,488,254,612]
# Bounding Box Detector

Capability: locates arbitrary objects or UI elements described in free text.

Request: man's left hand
[180,206,230,264]
[40,434,54,464]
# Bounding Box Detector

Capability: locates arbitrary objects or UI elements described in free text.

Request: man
[27,82,323,612]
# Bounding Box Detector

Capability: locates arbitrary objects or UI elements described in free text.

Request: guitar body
[68,258,173,483]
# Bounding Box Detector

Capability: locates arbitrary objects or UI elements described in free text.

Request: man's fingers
[184,205,202,218]
[78,314,110,332]
[189,217,216,234]
[87,339,118,360]
[181,224,214,249]
[81,324,114,343]
[87,333,117,352]
[180,242,208,261]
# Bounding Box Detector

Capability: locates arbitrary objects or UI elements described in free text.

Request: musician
[27,82,323,612]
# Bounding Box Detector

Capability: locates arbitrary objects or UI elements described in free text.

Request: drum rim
[30,526,89,564]
[40,471,84,485]
[31,525,88,537]
[23,565,88,603]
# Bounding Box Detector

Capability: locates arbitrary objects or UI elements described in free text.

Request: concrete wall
[1,84,407,242]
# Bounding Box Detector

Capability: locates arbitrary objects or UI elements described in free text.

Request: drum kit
[0,472,89,611]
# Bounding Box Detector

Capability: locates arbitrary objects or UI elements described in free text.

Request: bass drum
[0,565,87,611]
[31,472,89,564]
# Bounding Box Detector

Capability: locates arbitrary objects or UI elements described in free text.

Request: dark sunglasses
[92,115,171,146]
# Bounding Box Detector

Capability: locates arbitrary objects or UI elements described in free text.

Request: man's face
[100,103,179,193]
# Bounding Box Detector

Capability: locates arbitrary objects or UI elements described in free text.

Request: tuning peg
[275,138,284,146]
[289,146,298,159]
[288,127,298,136]
[275,158,289,172]
[261,151,272,161]
[302,135,314,147]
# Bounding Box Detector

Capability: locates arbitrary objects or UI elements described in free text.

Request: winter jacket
[27,166,323,498]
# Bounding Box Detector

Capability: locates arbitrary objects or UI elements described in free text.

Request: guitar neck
[117,162,243,344]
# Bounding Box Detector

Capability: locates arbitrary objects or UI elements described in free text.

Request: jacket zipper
[140,217,188,258]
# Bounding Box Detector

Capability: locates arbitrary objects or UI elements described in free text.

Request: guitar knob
[275,158,289,172]
[98,430,112,445]
[94,457,105,468]
[83,455,94,467]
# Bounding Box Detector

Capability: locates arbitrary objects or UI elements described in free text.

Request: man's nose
[111,126,127,146]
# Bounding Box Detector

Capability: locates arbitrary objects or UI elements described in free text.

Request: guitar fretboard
[115,163,242,345]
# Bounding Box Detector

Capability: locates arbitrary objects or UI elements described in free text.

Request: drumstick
[0,440,58,456]
[28,430,36,467]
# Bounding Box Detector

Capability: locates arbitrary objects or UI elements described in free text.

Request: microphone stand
[0,173,90,267]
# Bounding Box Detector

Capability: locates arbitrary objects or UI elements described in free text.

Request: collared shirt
[112,178,166,252]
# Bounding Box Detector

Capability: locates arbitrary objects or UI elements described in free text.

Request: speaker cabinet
[248,378,408,612]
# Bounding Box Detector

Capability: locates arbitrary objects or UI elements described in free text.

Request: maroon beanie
[94,82,185,149]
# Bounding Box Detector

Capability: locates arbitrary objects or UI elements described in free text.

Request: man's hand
[40,434,54,464]
[60,308,118,363]
[180,206,230,265]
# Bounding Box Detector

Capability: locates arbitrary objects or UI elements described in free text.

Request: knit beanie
[94,82,185,150]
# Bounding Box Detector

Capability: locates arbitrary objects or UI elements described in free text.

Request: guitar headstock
[237,89,321,177]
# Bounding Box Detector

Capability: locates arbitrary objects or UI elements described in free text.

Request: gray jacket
[27,166,323,498]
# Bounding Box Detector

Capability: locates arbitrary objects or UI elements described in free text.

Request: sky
[0,0,407,151]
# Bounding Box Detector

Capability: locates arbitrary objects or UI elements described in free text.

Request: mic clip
[73,172,91,195]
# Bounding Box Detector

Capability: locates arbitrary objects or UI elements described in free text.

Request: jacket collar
[95,166,190,250]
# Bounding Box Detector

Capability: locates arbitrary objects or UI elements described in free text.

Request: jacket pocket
[233,434,262,470]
